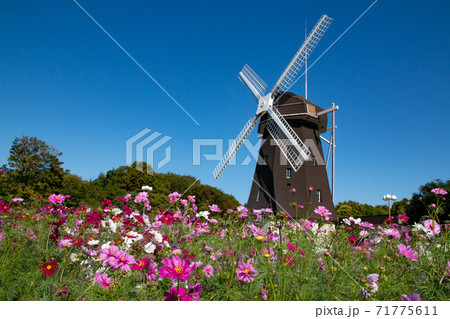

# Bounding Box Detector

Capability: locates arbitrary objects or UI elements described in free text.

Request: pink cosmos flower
[208,204,221,213]
[163,287,191,301]
[99,245,119,266]
[146,260,159,281]
[134,192,149,203]
[168,192,181,203]
[236,205,248,213]
[132,258,150,270]
[431,188,448,195]
[49,194,65,205]
[110,250,136,272]
[381,227,401,239]
[260,284,268,300]
[397,214,410,222]
[236,262,258,282]
[314,206,332,221]
[203,264,214,277]
[360,221,375,229]
[57,238,73,248]
[360,273,379,299]
[11,198,24,204]
[159,256,195,282]
[95,272,113,290]
[210,251,223,260]
[397,243,418,261]
[401,293,423,301]
[423,219,441,236]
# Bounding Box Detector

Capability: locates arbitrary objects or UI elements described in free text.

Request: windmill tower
[213,15,338,220]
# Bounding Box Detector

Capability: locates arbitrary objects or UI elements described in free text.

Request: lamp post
[383,194,397,219]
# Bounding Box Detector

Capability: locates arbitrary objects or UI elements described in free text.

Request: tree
[6,136,64,197]
[405,179,449,223]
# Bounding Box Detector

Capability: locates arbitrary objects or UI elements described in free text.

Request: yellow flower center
[46,265,52,270]
[244,268,250,274]
[139,262,144,267]
[174,266,183,275]
[121,256,125,261]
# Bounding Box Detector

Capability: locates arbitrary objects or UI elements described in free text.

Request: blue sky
[1,0,449,207]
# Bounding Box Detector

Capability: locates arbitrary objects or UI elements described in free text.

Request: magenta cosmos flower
[397,243,418,262]
[431,188,448,195]
[208,204,221,212]
[163,287,191,301]
[203,264,214,278]
[236,262,258,282]
[95,272,113,290]
[146,260,159,281]
[48,194,65,205]
[159,256,195,282]
[423,219,441,236]
[314,206,332,221]
[110,250,135,272]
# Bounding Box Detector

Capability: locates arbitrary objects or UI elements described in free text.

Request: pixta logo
[126,129,172,175]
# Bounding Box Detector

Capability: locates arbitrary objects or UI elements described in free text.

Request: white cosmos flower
[88,239,99,246]
[144,242,156,254]
[142,185,153,191]
[196,211,210,220]
[111,207,122,216]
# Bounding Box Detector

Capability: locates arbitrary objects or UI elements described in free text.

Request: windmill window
[317,190,323,203]
[286,168,292,179]
[256,188,262,202]
[312,156,317,166]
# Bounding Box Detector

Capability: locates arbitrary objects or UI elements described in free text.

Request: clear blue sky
[1,0,449,207]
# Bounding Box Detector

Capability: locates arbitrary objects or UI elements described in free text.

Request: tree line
[0,136,239,210]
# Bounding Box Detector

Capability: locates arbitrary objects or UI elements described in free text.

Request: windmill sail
[213,114,262,180]
[238,65,267,102]
[271,15,332,97]
[266,107,311,171]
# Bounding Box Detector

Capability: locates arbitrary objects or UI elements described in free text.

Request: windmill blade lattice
[238,64,267,102]
[271,15,333,97]
[213,114,262,180]
[266,107,311,171]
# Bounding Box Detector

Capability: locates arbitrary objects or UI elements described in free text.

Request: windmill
[213,14,338,220]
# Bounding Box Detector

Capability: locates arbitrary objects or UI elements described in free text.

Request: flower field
[0,188,449,301]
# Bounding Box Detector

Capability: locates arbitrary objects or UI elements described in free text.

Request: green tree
[336,204,353,219]
[6,136,65,198]
[405,179,450,223]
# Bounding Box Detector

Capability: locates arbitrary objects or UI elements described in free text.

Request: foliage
[405,179,450,223]
[336,200,388,218]
[3,136,64,198]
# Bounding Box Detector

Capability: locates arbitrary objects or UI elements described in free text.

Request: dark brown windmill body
[247,93,336,220]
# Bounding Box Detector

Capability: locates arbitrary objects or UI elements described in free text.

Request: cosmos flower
[110,250,136,272]
[168,192,181,203]
[48,194,65,205]
[431,188,448,195]
[95,272,113,290]
[159,256,195,282]
[208,204,221,213]
[397,243,419,261]
[314,206,332,221]
[39,259,58,276]
[401,293,423,301]
[236,262,258,282]
[423,219,441,237]
[203,264,214,278]
[163,287,191,301]
[146,260,159,281]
